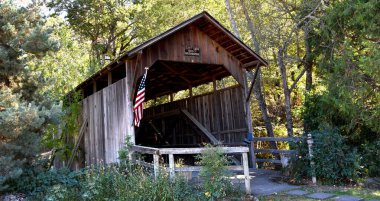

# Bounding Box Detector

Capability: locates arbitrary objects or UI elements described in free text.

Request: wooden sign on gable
[185,46,200,56]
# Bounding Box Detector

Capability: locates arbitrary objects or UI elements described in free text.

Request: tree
[28,16,91,99]
[48,0,139,71]
[0,1,61,192]
[235,0,278,150]
[306,0,380,140]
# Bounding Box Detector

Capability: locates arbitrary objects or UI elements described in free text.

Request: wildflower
[205,192,211,197]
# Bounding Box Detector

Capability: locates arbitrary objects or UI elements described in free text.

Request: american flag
[134,69,148,127]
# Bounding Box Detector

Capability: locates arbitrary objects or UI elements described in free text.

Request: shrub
[290,129,361,184]
[361,140,380,177]
[37,164,199,201]
[196,144,241,200]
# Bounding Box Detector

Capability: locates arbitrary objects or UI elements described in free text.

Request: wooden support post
[92,80,97,93]
[242,152,251,195]
[169,154,175,180]
[125,61,136,144]
[153,154,159,179]
[242,70,257,169]
[107,71,112,85]
[170,93,174,102]
[246,66,260,103]
[213,77,217,92]
[307,134,317,185]
[189,86,193,97]
[181,109,220,145]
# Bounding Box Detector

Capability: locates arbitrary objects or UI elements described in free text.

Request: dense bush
[30,165,198,201]
[291,130,361,184]
[196,144,241,200]
[361,140,380,177]
[21,144,242,200]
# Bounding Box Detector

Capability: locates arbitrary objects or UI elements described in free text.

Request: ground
[238,170,380,201]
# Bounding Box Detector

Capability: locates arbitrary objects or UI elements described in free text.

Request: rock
[364,178,380,189]
[332,195,364,201]
[286,189,309,196]
[2,193,26,201]
[307,192,335,200]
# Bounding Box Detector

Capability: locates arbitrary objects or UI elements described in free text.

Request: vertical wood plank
[242,152,251,195]
[108,72,112,85]
[153,154,159,178]
[169,154,175,180]
[125,61,136,145]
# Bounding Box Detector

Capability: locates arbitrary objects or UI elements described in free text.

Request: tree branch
[281,0,322,52]
[289,67,307,93]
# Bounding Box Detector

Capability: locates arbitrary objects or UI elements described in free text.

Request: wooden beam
[213,77,217,92]
[144,110,181,121]
[153,154,159,178]
[160,61,192,85]
[159,146,249,154]
[241,67,256,169]
[174,166,244,172]
[107,71,112,85]
[242,152,251,195]
[253,137,303,142]
[148,121,169,145]
[92,81,97,93]
[169,154,175,180]
[246,66,260,103]
[256,159,282,164]
[125,61,136,144]
[255,149,297,154]
[130,145,159,155]
[180,109,220,145]
[67,118,88,169]
[243,60,261,68]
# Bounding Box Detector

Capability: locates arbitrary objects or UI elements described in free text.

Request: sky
[13,0,53,17]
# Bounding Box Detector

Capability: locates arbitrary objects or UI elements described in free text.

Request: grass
[258,185,380,201]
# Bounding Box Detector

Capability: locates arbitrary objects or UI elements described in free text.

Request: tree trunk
[240,0,278,149]
[303,24,313,132]
[304,25,313,92]
[224,0,240,38]
[252,70,278,149]
[240,0,260,53]
[278,49,294,137]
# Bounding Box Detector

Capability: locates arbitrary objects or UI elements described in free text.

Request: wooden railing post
[169,154,175,180]
[242,152,251,195]
[307,134,317,185]
[153,154,159,179]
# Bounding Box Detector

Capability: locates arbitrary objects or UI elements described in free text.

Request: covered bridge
[72,11,267,168]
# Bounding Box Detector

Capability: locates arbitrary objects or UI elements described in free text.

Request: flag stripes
[134,69,147,127]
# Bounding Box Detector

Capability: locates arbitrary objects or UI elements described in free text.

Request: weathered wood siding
[82,78,128,165]
[127,25,246,88]
[81,26,250,165]
[139,86,248,146]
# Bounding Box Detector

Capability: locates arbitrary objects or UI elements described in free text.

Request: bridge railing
[129,145,251,195]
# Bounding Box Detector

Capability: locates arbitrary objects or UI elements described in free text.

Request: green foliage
[307,0,380,138]
[0,1,59,84]
[300,0,380,181]
[291,130,361,184]
[0,1,62,193]
[28,16,91,99]
[196,144,239,200]
[117,136,132,169]
[33,165,199,201]
[361,140,380,177]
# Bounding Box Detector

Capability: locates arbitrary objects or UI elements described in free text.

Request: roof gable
[75,11,267,92]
